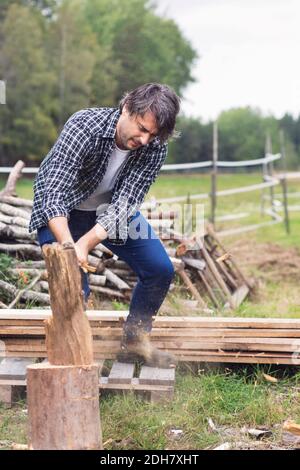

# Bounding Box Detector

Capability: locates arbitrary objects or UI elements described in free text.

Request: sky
[155,0,300,122]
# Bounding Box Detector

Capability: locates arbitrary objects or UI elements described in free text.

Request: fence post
[210,121,218,226]
[279,130,290,234]
[266,133,276,218]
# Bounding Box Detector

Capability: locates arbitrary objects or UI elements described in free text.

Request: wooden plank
[0,384,13,406]
[100,377,174,392]
[0,379,27,386]
[0,357,36,380]
[153,317,300,329]
[2,325,300,339]
[228,285,249,309]
[107,361,135,385]
[0,310,128,321]
[177,355,300,365]
[1,310,300,329]
[1,350,299,365]
[139,366,175,386]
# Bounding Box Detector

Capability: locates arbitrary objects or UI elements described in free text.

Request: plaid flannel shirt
[29,107,167,245]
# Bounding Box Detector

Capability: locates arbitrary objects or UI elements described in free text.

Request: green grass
[1,172,300,449]
[1,368,300,450]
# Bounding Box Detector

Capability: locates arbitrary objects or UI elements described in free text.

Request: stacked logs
[0,162,252,309]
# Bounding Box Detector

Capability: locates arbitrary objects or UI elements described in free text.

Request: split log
[43,243,94,365]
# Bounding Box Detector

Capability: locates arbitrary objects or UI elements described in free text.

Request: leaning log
[0,160,24,197]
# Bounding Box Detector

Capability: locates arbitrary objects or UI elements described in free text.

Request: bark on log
[38,281,49,292]
[43,242,94,365]
[104,268,130,290]
[8,268,47,280]
[27,363,102,450]
[88,274,106,286]
[87,254,105,273]
[14,260,46,269]
[0,213,29,228]
[0,279,50,305]
[0,202,30,219]
[90,249,103,259]
[94,243,114,256]
[0,243,42,259]
[0,221,35,241]
[90,285,125,299]
[0,195,33,208]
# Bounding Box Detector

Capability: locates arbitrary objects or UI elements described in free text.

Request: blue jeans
[37,209,174,332]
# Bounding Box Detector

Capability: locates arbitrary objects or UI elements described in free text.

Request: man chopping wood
[29,83,180,368]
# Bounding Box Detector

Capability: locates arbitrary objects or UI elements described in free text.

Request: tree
[167,116,212,165]
[83,0,197,101]
[0,3,57,163]
[48,0,98,127]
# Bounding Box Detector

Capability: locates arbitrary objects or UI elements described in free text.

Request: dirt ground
[230,238,300,283]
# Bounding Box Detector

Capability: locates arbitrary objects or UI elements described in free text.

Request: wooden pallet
[0,358,175,407]
[0,357,35,407]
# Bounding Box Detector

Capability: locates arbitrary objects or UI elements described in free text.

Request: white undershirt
[76,143,130,214]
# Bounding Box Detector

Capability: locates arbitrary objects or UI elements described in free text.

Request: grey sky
[155,0,300,121]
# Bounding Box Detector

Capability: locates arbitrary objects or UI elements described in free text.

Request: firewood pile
[0,162,252,309]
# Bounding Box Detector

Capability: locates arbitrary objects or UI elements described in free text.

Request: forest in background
[0,0,299,168]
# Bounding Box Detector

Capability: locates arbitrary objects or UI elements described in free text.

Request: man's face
[115,106,159,151]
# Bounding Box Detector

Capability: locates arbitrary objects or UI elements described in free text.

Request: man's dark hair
[119,83,181,144]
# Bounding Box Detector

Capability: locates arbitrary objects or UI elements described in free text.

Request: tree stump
[27,243,102,450]
[27,364,101,450]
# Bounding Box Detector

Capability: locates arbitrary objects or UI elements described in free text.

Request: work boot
[117,325,177,369]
